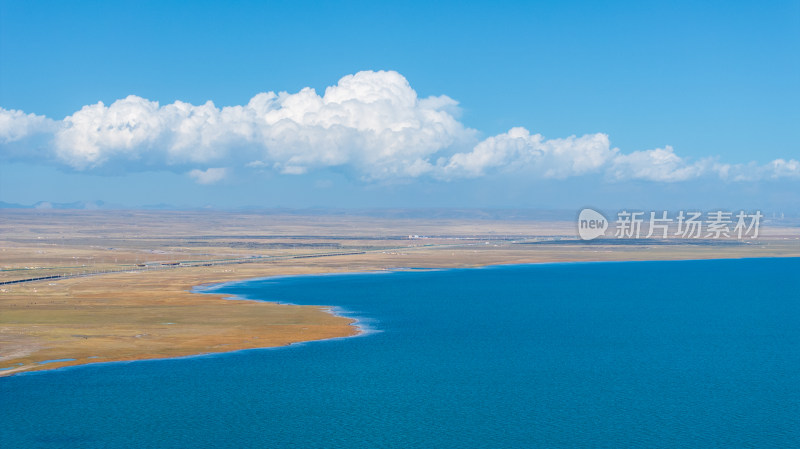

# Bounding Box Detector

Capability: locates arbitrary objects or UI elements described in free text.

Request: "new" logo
[578,208,608,240]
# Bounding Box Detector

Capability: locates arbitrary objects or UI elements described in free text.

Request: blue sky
[1,0,798,210]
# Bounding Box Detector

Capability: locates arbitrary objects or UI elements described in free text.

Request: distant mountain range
[0,200,120,210]
[1,201,797,222]
[0,200,195,210]
[0,201,579,219]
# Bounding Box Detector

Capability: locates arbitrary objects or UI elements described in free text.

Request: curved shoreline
[4,256,800,378]
[0,267,362,377]
[196,281,380,340]
[1,309,366,379]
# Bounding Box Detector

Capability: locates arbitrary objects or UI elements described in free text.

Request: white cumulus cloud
[47,70,472,178]
[441,127,617,179]
[188,167,228,184]
[608,146,714,182]
[0,70,797,184]
[766,159,800,179]
[0,108,56,143]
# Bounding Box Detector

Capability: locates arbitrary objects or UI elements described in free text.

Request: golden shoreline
[2,210,799,377]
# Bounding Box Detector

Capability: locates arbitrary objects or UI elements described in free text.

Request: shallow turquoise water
[2,258,799,447]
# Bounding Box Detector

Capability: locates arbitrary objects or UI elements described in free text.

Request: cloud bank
[1,70,797,183]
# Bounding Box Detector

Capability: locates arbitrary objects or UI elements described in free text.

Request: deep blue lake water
[2,258,799,448]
